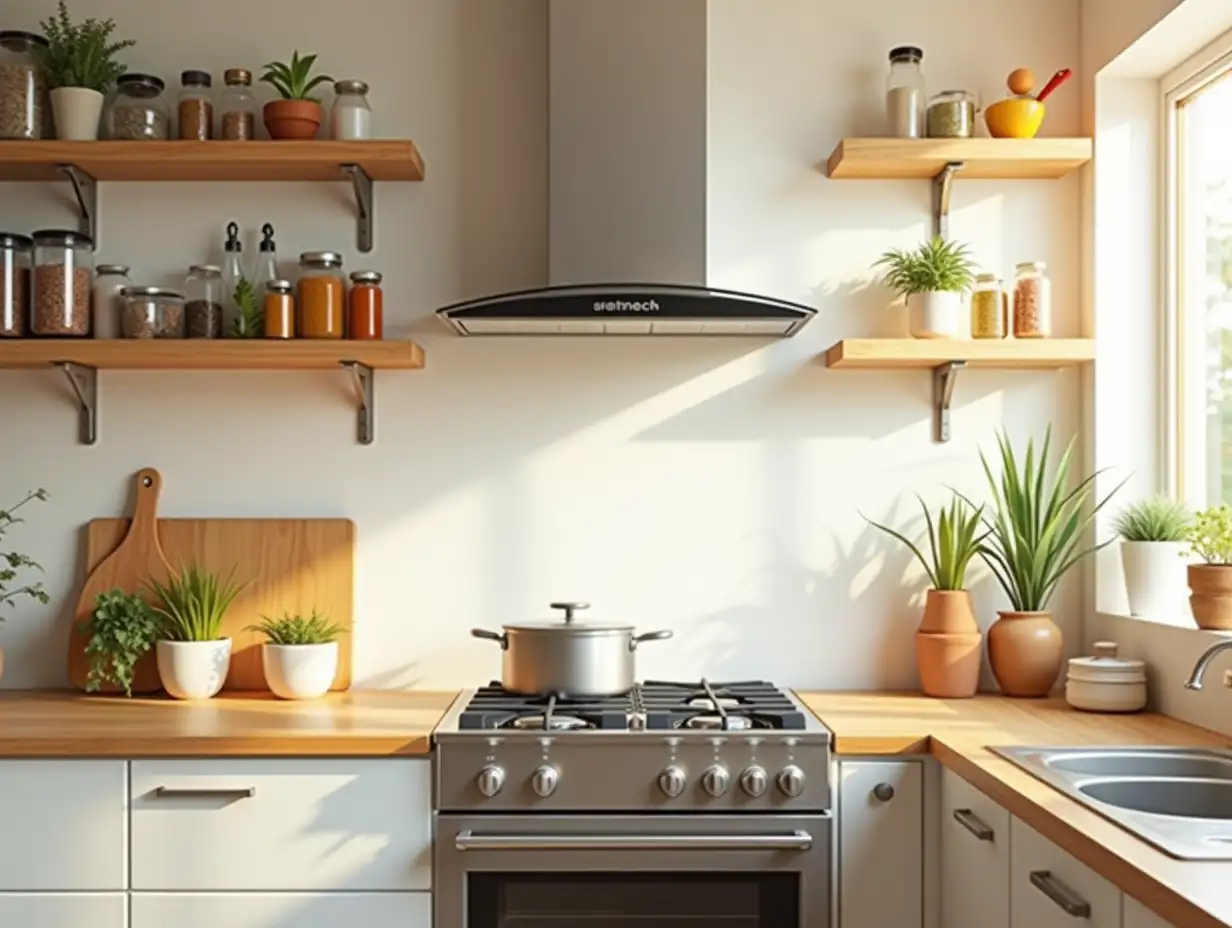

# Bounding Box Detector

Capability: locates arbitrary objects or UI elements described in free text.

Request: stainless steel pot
[471,601,673,697]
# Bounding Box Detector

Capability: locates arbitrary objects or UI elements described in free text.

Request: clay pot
[919,590,979,635]
[915,631,981,698]
[1188,565,1232,630]
[987,610,1063,697]
[263,100,323,140]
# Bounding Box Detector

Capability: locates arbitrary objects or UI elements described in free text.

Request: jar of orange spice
[264,279,295,338]
[298,251,345,338]
[348,270,383,339]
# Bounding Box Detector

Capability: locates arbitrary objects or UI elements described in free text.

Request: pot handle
[630,630,673,651]
[549,601,590,624]
[471,628,508,650]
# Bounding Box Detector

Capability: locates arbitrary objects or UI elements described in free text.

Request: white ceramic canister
[1065,641,1147,713]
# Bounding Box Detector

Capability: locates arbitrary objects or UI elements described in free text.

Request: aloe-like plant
[874,236,977,297]
[36,1,135,92]
[247,610,346,645]
[975,429,1124,612]
[1112,496,1190,542]
[146,565,245,642]
[865,494,986,591]
[260,51,333,102]
[83,588,159,696]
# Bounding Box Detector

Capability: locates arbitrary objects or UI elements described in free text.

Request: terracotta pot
[987,610,1063,697]
[263,100,322,140]
[1188,564,1232,630]
[915,631,981,698]
[918,590,979,635]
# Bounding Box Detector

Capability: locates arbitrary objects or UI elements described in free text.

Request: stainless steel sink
[994,747,1232,859]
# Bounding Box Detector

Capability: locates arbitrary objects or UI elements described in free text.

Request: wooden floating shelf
[825,138,1092,180]
[823,338,1095,369]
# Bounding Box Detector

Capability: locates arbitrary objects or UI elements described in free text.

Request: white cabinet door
[1010,818,1121,928]
[131,893,430,928]
[0,760,126,889]
[1124,897,1174,928]
[131,759,432,891]
[839,760,923,928]
[941,769,1010,928]
[0,893,125,928]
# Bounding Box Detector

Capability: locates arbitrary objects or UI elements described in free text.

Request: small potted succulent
[247,610,345,700]
[260,50,333,140]
[874,236,977,338]
[0,488,50,683]
[1185,505,1232,630]
[147,564,245,700]
[37,2,135,140]
[82,589,160,696]
[1112,496,1190,620]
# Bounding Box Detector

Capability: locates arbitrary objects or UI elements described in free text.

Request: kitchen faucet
[1184,639,1232,690]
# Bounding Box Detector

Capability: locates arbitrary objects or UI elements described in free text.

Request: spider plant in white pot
[1112,496,1190,620]
[147,565,245,700]
[247,610,345,700]
[874,236,977,338]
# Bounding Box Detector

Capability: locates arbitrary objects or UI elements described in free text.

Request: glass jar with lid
[348,270,383,339]
[1012,262,1052,337]
[91,265,131,339]
[886,46,925,138]
[298,251,345,338]
[970,273,1006,339]
[0,30,51,139]
[926,89,977,138]
[219,68,256,140]
[106,74,170,139]
[177,70,213,140]
[0,232,32,337]
[185,264,225,338]
[31,229,93,336]
[330,80,372,140]
[120,287,186,338]
[264,280,295,339]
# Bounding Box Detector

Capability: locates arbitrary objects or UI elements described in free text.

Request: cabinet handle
[952,808,994,841]
[153,787,256,801]
[872,782,895,802]
[1030,870,1091,918]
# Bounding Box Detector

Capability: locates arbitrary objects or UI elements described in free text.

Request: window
[1167,34,1232,504]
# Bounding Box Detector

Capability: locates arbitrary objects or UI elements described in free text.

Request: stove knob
[476,764,506,798]
[702,764,730,798]
[777,764,806,799]
[740,765,769,798]
[658,764,687,798]
[531,764,560,798]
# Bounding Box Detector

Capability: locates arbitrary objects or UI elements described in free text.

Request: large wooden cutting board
[69,516,355,692]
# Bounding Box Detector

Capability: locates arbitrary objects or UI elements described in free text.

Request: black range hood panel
[435,284,817,337]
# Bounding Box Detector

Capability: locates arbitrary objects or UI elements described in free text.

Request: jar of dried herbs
[970,273,1007,339]
[219,69,257,140]
[1012,262,1052,337]
[185,264,225,338]
[926,89,977,138]
[177,70,213,140]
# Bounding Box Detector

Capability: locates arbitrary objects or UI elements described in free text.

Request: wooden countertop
[797,692,1232,928]
[0,690,461,756]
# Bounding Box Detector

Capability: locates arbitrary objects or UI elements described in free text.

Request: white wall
[2,0,1083,691]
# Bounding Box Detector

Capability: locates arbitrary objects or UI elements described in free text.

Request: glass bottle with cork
[220,221,254,337]
[252,223,279,296]
[219,68,256,140]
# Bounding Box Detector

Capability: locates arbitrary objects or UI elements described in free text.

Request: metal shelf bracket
[342,361,376,445]
[342,164,374,253]
[931,360,966,443]
[931,161,964,239]
[57,164,97,244]
[55,361,98,445]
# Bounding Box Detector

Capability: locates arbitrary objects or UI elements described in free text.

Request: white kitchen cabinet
[0,893,125,927]
[839,760,924,928]
[131,759,432,891]
[0,760,126,890]
[1124,897,1175,928]
[1011,817,1121,928]
[941,768,1010,928]
[131,892,430,928]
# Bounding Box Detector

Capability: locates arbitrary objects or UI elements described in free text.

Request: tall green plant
[36,1,135,92]
[0,489,50,618]
[260,50,333,102]
[865,494,986,591]
[874,236,977,297]
[975,429,1123,612]
[146,565,245,642]
[1112,496,1190,542]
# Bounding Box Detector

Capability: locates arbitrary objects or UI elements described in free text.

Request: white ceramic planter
[50,87,105,140]
[156,639,231,700]
[262,642,338,700]
[906,291,963,338]
[1121,540,1188,619]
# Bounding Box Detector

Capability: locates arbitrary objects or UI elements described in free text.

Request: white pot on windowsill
[262,642,338,700]
[1121,540,1188,619]
[906,291,963,338]
[156,639,231,700]
[50,87,105,140]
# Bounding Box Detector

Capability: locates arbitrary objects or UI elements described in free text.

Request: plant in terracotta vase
[147,564,245,700]
[1184,505,1232,630]
[867,494,986,698]
[1113,496,1190,620]
[260,50,333,140]
[0,489,50,684]
[36,2,135,140]
[975,429,1122,697]
[873,236,977,339]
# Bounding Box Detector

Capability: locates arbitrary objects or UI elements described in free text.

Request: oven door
[435,812,831,927]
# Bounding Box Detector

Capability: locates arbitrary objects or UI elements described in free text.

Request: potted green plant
[866,493,986,698]
[874,236,977,339]
[36,2,135,140]
[82,589,160,697]
[0,488,50,683]
[1112,496,1190,620]
[260,50,333,140]
[1185,505,1232,630]
[247,610,346,700]
[976,429,1122,697]
[146,564,245,700]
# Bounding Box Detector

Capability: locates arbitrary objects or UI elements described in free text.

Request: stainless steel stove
[434,680,833,927]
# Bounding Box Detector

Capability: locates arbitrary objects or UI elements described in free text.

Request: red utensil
[1036,68,1072,103]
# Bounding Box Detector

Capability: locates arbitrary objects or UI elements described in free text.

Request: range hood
[436,0,817,338]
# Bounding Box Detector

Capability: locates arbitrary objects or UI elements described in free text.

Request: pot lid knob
[1092,641,1119,659]
[549,601,591,624]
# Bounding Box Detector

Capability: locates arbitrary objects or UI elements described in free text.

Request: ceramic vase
[263,100,323,140]
[51,87,104,140]
[915,590,981,698]
[1188,565,1232,630]
[986,611,1063,697]
[156,639,231,700]
[261,642,338,700]
[906,291,962,339]
[1120,540,1187,619]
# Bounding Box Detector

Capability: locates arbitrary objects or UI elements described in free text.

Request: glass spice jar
[926,89,977,139]
[1012,261,1052,338]
[0,232,32,337]
[330,80,372,140]
[348,270,383,339]
[886,46,926,139]
[219,68,256,140]
[120,286,185,339]
[970,273,1007,339]
[91,264,131,339]
[106,73,170,139]
[185,264,225,338]
[177,70,213,140]
[31,229,93,336]
[0,30,51,140]
[298,252,345,339]
[264,279,295,339]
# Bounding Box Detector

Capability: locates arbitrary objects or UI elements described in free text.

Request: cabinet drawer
[131,893,430,928]
[0,893,125,928]
[942,769,1010,928]
[131,759,431,891]
[1010,817,1120,928]
[0,760,126,890]
[1124,897,1175,928]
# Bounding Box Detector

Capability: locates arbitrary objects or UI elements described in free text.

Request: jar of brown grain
[31,229,93,336]
[177,70,213,140]
[1012,262,1051,338]
[0,232,32,337]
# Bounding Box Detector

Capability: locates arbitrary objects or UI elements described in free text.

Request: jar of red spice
[348,270,383,339]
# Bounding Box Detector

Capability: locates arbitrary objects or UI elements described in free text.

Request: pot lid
[503,601,634,634]
[1067,641,1146,683]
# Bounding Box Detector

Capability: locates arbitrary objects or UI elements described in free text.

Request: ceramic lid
[1067,641,1147,684]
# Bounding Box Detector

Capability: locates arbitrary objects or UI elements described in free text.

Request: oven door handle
[453,830,815,852]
